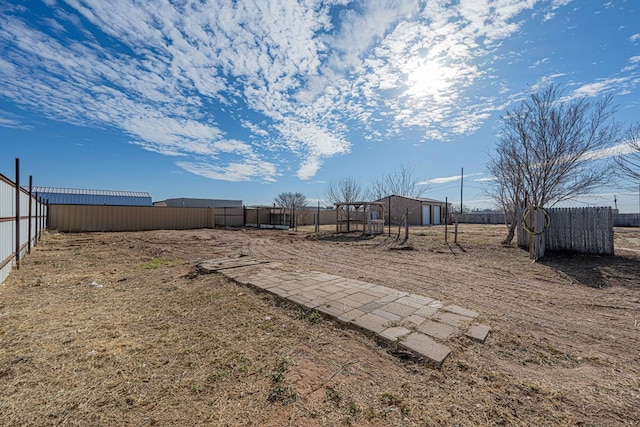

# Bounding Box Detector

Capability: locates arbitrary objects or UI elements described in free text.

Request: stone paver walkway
[199,257,490,367]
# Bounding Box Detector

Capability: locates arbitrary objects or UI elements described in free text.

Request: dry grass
[1,226,639,426]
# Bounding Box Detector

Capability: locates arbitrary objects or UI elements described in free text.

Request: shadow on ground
[539,252,640,289]
[306,232,377,242]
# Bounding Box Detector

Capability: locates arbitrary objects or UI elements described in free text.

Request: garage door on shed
[422,205,431,225]
[433,206,441,225]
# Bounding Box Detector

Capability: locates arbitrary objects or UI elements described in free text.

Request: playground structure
[335,201,385,235]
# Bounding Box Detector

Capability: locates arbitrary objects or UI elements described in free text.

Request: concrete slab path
[199,257,490,367]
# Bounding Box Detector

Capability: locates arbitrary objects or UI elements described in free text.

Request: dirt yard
[1,225,638,426]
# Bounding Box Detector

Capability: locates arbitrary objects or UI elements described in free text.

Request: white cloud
[474,176,497,182]
[529,73,567,93]
[631,33,640,42]
[422,172,483,185]
[529,57,550,68]
[0,115,30,130]
[176,156,277,182]
[552,0,574,8]
[543,0,574,21]
[274,118,350,179]
[571,77,629,98]
[579,143,635,162]
[0,0,595,182]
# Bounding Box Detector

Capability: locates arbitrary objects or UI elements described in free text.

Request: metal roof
[375,195,449,204]
[31,186,151,198]
[155,198,242,208]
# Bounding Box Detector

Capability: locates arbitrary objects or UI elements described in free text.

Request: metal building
[375,195,451,225]
[31,187,152,206]
[154,198,242,208]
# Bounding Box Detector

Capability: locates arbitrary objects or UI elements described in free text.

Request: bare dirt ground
[1,224,639,426]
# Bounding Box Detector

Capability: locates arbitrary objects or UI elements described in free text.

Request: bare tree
[274,192,307,228]
[324,177,363,204]
[368,164,428,238]
[615,123,640,181]
[488,85,619,244]
[367,164,428,201]
[324,178,363,233]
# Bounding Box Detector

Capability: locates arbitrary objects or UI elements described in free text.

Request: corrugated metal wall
[380,196,449,225]
[455,212,507,224]
[299,208,336,225]
[614,213,640,227]
[49,205,217,232]
[1,173,48,285]
[0,175,14,284]
[48,205,331,232]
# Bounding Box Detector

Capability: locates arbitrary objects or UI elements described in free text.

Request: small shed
[31,187,152,206]
[375,195,450,226]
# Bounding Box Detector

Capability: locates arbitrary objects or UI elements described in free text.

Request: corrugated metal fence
[48,205,219,232]
[1,170,48,285]
[48,205,334,232]
[614,214,640,227]
[455,212,507,224]
[518,206,614,255]
[244,207,336,227]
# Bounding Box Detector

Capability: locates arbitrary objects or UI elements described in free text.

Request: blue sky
[1,0,639,212]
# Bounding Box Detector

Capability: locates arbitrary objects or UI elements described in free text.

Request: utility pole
[445,197,448,243]
[460,167,464,214]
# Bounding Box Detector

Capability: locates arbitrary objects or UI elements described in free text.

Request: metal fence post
[28,175,32,253]
[15,158,20,269]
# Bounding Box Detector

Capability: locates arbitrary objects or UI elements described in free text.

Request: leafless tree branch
[487,85,620,243]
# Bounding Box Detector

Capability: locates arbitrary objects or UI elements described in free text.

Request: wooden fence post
[528,206,546,261]
[404,208,409,241]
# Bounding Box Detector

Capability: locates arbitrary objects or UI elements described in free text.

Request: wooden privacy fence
[1,163,48,285]
[518,206,614,255]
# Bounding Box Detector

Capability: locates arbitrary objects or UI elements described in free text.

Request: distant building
[32,187,152,206]
[154,198,242,208]
[375,195,450,225]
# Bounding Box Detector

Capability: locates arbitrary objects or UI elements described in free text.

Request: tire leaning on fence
[521,206,551,235]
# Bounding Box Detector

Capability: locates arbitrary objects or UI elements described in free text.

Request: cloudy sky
[1,0,639,211]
